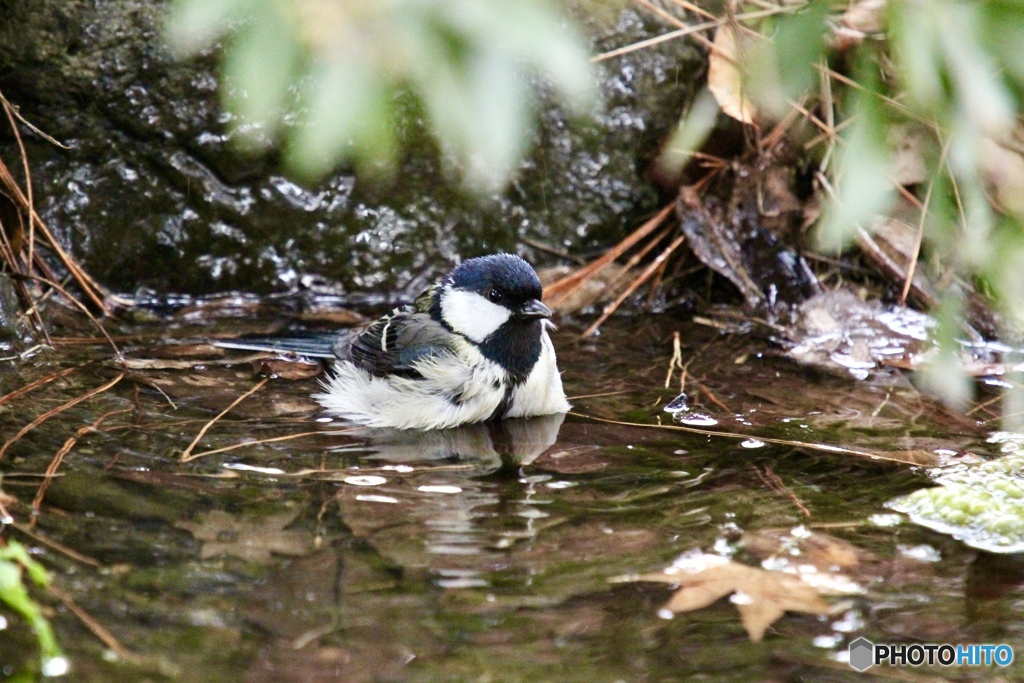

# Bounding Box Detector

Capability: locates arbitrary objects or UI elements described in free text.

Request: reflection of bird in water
[326,412,565,474]
[330,412,567,586]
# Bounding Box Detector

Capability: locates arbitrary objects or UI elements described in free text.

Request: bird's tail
[214,332,352,359]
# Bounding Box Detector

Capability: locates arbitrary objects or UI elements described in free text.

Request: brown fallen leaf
[742,528,863,571]
[252,357,322,380]
[614,552,843,641]
[707,25,756,125]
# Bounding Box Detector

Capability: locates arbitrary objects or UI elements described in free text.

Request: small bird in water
[314,254,570,430]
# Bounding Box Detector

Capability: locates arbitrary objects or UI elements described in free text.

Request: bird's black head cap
[445,253,543,307]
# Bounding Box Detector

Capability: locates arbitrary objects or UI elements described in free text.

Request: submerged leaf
[616,551,842,641]
[742,528,863,571]
[178,508,312,563]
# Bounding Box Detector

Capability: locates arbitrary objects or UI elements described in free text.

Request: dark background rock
[0,0,704,300]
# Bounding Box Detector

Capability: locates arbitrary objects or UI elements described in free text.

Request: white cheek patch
[440,289,511,343]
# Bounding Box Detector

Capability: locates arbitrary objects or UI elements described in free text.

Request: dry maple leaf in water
[613,551,842,641]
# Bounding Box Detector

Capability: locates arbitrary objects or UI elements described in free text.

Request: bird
[313,253,570,430]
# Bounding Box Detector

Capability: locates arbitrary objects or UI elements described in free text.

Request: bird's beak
[517,299,552,320]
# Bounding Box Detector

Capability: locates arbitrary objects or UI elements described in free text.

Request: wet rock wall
[0,0,703,299]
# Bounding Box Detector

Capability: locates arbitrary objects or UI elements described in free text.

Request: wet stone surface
[0,0,701,297]
[1,309,1022,681]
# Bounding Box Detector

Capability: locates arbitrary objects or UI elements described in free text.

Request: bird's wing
[344,305,458,378]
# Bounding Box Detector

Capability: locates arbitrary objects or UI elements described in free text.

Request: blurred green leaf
[818,66,892,250]
[463,49,530,190]
[937,3,1014,137]
[164,0,249,55]
[287,58,395,178]
[984,220,1024,322]
[165,0,596,189]
[979,1,1024,84]
[223,4,303,144]
[747,1,831,115]
[888,3,944,112]
[916,292,972,410]
[656,88,719,178]
[0,541,63,668]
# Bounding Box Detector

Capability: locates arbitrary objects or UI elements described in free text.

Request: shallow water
[1,310,1022,681]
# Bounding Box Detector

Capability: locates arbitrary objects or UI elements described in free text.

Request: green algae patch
[888,435,1024,553]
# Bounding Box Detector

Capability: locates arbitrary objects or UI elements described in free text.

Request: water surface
[0,311,1019,681]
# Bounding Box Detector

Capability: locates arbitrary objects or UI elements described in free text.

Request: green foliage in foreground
[0,539,65,675]
[164,0,596,190]
[744,0,1024,408]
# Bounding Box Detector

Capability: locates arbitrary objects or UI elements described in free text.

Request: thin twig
[698,384,732,412]
[634,0,717,53]
[521,237,586,265]
[566,390,633,401]
[49,585,139,661]
[759,100,805,152]
[593,3,808,62]
[583,235,686,336]
[569,411,924,465]
[0,366,78,407]
[0,374,124,461]
[1,90,35,268]
[604,225,674,293]
[31,409,129,525]
[11,522,101,567]
[592,20,719,62]
[182,429,324,461]
[545,202,677,308]
[900,130,951,304]
[17,274,121,359]
[180,377,269,462]
[664,0,715,20]
[665,331,684,389]
[965,394,1002,418]
[755,465,811,517]
[0,153,109,311]
[0,89,69,149]
[645,253,672,308]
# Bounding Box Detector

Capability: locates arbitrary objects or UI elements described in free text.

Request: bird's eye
[487,288,503,303]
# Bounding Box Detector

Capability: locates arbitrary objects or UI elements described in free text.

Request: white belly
[314,347,507,430]
[505,331,571,418]
[314,329,569,430]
